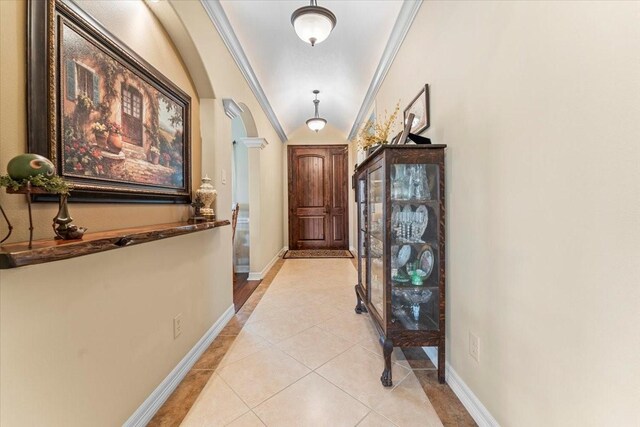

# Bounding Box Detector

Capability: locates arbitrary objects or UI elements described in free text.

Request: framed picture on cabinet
[397,113,415,145]
[403,84,430,135]
[389,131,402,145]
[27,0,192,203]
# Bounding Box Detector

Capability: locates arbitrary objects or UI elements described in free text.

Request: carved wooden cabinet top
[0,221,229,269]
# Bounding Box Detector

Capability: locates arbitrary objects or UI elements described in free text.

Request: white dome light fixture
[306,90,327,132]
[291,0,337,47]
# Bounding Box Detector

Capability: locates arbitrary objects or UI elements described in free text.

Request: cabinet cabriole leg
[354,285,366,314]
[380,338,393,387]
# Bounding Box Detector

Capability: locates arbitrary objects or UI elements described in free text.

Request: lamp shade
[306,90,327,132]
[306,117,327,132]
[291,3,337,46]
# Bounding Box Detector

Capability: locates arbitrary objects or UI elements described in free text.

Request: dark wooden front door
[288,145,349,249]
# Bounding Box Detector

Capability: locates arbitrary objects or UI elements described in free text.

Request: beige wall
[0,0,198,241]
[376,2,640,425]
[168,0,285,273]
[282,125,356,250]
[0,0,283,425]
[0,232,231,426]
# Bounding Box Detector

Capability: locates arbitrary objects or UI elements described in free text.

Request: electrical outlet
[174,314,183,339]
[469,332,479,362]
[221,169,227,185]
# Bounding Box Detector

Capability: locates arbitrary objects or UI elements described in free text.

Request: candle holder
[52,193,87,240]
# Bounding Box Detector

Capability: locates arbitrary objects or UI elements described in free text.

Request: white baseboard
[422,347,500,427]
[123,304,235,427]
[248,246,286,281]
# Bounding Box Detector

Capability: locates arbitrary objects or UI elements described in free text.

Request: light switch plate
[174,314,183,339]
[469,332,479,362]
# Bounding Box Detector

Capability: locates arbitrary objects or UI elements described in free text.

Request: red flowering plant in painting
[106,121,122,135]
[62,115,107,177]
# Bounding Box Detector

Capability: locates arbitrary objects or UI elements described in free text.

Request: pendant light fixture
[306,90,327,132]
[291,0,337,47]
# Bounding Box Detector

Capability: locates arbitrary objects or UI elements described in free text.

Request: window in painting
[75,63,94,97]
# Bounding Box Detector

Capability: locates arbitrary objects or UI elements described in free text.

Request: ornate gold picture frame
[27,0,192,203]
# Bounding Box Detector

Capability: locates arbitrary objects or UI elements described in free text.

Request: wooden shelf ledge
[0,220,230,269]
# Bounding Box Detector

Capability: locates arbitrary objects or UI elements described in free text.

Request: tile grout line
[216,372,262,423]
[183,259,445,427]
[151,259,286,426]
[252,259,379,419]
[250,370,316,413]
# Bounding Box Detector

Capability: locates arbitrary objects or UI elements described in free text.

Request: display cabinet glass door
[389,163,440,331]
[358,177,367,293]
[368,164,385,319]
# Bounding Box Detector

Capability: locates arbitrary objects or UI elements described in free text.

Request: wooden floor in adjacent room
[233,273,261,312]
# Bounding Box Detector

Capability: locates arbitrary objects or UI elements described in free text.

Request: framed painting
[27,0,191,203]
[403,84,430,135]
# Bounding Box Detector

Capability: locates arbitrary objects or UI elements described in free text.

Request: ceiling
[217,0,404,139]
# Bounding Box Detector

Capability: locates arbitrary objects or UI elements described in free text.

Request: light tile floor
[180,259,445,427]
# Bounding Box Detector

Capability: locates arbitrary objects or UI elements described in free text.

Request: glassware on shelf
[391,245,399,279]
[409,164,430,201]
[404,261,423,285]
[392,205,428,243]
[391,164,435,202]
[418,246,435,279]
[392,287,433,326]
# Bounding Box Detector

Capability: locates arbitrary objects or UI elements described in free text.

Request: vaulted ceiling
[204,0,410,140]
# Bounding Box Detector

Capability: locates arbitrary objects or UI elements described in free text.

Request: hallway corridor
[151,259,473,426]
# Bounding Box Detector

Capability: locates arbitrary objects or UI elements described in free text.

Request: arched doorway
[225,99,262,310]
[232,115,249,274]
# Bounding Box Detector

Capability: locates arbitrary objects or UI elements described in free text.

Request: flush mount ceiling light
[306,90,327,132]
[291,0,337,47]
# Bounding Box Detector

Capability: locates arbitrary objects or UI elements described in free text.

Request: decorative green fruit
[6,153,56,180]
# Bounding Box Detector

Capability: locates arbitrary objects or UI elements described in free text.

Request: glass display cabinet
[354,144,446,386]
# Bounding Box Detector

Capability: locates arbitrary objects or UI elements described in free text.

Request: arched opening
[225,99,265,310]
[237,102,258,137]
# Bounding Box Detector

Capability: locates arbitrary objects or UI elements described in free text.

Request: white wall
[232,116,250,269]
[232,117,250,207]
[376,2,640,425]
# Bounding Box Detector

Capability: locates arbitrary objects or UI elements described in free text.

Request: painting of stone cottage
[60,23,187,190]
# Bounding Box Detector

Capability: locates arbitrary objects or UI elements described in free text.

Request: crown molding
[238,137,268,149]
[222,98,244,119]
[347,0,423,140]
[200,0,288,142]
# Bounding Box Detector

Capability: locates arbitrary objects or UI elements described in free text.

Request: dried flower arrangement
[354,102,401,151]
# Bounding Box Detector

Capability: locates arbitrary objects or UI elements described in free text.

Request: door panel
[299,217,325,241]
[298,156,325,207]
[288,145,349,250]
